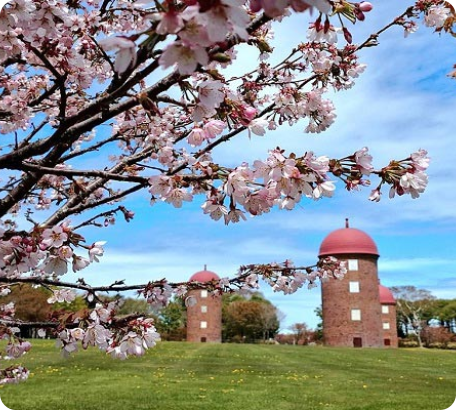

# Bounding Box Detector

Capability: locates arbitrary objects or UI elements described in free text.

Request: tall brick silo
[186,268,222,343]
[379,284,398,348]
[319,219,383,348]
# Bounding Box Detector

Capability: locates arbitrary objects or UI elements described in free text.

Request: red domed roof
[189,269,220,282]
[379,285,396,305]
[319,222,379,257]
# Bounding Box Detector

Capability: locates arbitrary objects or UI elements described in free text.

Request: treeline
[7,284,454,348]
[3,286,281,343]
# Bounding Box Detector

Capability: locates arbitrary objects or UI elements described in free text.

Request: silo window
[201,290,208,298]
[382,305,389,314]
[351,309,361,321]
[201,305,207,313]
[383,322,390,330]
[349,281,360,293]
[348,259,358,271]
[200,321,207,329]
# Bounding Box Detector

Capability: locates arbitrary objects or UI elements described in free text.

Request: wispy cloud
[379,257,456,272]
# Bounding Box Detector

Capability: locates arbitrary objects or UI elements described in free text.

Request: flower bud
[359,2,373,12]
[250,0,262,13]
[355,9,365,21]
[324,18,330,33]
[343,27,353,44]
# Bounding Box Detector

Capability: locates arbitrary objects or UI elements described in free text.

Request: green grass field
[0,340,455,410]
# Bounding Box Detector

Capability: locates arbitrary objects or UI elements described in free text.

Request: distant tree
[156,299,186,341]
[223,292,280,342]
[1,285,53,338]
[257,303,281,342]
[115,297,157,317]
[288,322,310,345]
[52,295,89,314]
[391,286,436,348]
[420,326,453,349]
[434,299,456,333]
[314,306,324,342]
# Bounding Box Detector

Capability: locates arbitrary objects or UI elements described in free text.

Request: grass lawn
[0,340,455,410]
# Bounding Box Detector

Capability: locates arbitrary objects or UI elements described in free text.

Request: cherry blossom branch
[60,133,123,162]
[19,163,148,184]
[18,37,68,120]
[355,7,415,51]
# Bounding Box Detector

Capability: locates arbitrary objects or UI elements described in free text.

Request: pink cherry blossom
[88,241,106,263]
[164,188,193,208]
[47,289,76,304]
[202,200,229,221]
[156,10,185,35]
[83,324,112,350]
[159,42,209,75]
[368,188,382,202]
[99,36,137,74]
[5,341,31,359]
[41,225,68,248]
[119,331,146,357]
[224,208,247,225]
[313,181,335,199]
[197,80,225,111]
[410,149,430,171]
[304,0,332,14]
[203,120,226,139]
[424,6,451,29]
[187,127,206,146]
[354,147,374,175]
[399,171,428,199]
[248,118,269,136]
[42,256,69,276]
[72,255,90,272]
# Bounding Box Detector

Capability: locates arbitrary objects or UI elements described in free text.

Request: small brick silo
[379,284,398,348]
[186,268,222,343]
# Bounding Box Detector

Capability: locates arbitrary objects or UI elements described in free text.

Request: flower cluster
[53,299,160,360]
[0,222,104,279]
[369,149,430,201]
[236,258,347,294]
[107,318,160,359]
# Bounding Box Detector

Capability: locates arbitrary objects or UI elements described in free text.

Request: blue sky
[62,1,456,331]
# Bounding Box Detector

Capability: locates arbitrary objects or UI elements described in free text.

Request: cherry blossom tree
[0,0,454,384]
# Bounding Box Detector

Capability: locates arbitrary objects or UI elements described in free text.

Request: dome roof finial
[189,267,220,282]
[345,218,349,228]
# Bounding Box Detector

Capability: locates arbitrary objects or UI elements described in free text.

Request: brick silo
[319,219,383,348]
[379,285,398,348]
[186,268,222,343]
